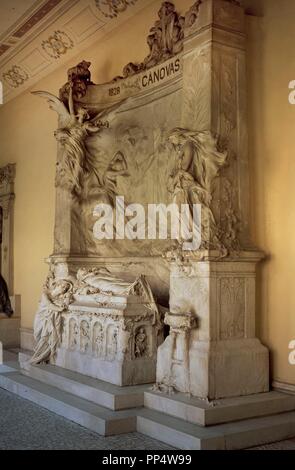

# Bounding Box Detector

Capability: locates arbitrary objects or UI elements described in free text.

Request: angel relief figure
[167,128,227,249]
[32,83,128,201]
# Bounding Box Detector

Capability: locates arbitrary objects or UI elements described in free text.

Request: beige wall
[246,0,295,385]
[0,0,294,386]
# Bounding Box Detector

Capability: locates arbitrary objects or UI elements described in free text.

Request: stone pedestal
[53,293,161,386]
[0,295,21,348]
[157,252,269,399]
[0,164,16,294]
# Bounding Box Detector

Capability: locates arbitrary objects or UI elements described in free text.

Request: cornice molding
[272,380,295,395]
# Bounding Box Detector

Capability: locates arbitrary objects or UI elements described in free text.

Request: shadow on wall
[243,0,264,17]
[246,5,270,363]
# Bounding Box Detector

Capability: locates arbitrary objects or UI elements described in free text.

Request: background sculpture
[167,128,231,253]
[0,273,13,317]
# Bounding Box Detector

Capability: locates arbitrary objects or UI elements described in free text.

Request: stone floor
[0,386,294,450]
[0,387,174,450]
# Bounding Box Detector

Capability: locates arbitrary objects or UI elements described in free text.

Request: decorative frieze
[59,308,155,361]
[220,277,245,340]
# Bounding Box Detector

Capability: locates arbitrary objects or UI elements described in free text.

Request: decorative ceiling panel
[0,0,41,42]
[0,0,152,104]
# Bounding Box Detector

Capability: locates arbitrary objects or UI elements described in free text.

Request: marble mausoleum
[0,0,295,451]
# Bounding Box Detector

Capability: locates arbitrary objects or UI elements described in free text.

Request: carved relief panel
[93,321,104,357]
[69,317,79,350]
[219,277,245,340]
[80,319,90,353]
[57,307,158,369]
[33,0,252,262]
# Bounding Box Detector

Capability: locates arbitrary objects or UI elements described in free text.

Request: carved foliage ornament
[0,164,16,186]
[113,0,242,80]
[185,0,202,29]
[59,60,93,103]
[95,0,139,19]
[220,277,245,340]
[113,1,186,80]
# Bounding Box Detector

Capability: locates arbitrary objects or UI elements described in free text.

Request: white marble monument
[29,0,269,401]
[3,0,295,450]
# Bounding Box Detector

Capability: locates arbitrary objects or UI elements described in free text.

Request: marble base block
[157,336,269,399]
[156,252,270,400]
[54,348,156,386]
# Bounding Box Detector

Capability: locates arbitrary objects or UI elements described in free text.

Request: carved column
[156,312,197,393]
[0,164,20,348]
[156,0,269,400]
[0,164,16,294]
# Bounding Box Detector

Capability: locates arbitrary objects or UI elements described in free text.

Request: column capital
[0,163,16,198]
[185,0,245,37]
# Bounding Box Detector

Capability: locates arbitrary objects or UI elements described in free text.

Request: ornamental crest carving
[95,0,139,19]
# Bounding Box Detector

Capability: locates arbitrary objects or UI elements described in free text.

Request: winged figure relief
[32,87,128,197]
